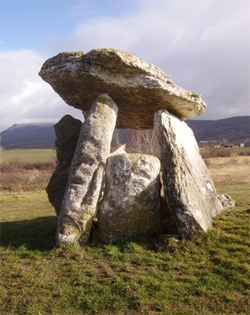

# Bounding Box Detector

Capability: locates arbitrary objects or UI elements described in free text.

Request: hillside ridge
[1,116,249,150]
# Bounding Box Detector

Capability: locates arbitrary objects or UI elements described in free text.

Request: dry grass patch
[206,156,250,183]
[0,169,53,192]
[0,160,55,192]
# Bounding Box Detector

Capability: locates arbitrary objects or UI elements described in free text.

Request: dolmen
[39,48,232,247]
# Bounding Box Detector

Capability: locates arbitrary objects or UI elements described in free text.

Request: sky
[0,0,249,132]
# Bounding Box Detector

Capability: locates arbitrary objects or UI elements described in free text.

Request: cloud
[47,0,250,120]
[1,0,249,133]
[0,49,83,132]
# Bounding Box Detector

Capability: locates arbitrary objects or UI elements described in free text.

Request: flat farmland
[1,149,56,164]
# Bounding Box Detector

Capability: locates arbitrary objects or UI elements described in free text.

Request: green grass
[0,184,249,314]
[200,147,250,154]
[1,149,56,164]
[231,147,250,154]
[1,148,249,165]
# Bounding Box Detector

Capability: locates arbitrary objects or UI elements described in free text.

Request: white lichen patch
[206,183,213,191]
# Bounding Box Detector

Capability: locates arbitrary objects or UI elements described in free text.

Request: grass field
[200,147,250,153]
[1,147,250,165]
[1,149,56,164]
[205,156,250,183]
[226,147,250,155]
[200,147,250,158]
[0,157,250,314]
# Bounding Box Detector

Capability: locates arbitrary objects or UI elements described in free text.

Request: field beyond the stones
[1,149,56,164]
[0,156,249,314]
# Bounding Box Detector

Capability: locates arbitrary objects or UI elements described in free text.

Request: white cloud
[47,0,250,119]
[1,0,249,133]
[0,49,83,132]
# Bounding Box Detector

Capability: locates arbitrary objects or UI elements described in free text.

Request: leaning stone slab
[39,49,206,130]
[46,115,82,216]
[97,153,162,243]
[154,110,223,239]
[57,94,118,247]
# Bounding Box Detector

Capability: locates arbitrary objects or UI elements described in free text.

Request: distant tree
[207,138,218,159]
[221,138,228,147]
[143,130,161,157]
[113,129,122,146]
[127,130,143,154]
[127,130,159,158]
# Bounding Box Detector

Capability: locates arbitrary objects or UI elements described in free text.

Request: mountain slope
[186,116,250,143]
[1,116,249,150]
[116,116,250,145]
[0,123,56,150]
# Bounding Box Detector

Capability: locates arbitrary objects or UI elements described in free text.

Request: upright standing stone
[46,115,82,216]
[57,94,118,247]
[154,110,223,238]
[97,153,162,243]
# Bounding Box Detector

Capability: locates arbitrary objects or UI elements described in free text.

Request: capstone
[39,49,206,130]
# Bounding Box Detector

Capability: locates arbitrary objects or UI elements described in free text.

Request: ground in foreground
[0,181,249,315]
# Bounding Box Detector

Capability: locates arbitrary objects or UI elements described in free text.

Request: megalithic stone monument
[38,48,232,246]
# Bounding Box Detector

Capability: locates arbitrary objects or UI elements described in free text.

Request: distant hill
[0,123,56,150]
[1,116,249,150]
[116,116,250,145]
[186,116,250,143]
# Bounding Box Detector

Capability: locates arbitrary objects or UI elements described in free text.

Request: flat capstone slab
[39,48,206,130]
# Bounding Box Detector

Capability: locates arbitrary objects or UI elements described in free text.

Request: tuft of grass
[0,160,55,192]
[0,182,250,314]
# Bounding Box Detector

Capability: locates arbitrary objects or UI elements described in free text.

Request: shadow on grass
[0,216,57,251]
